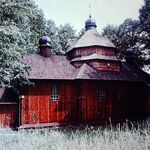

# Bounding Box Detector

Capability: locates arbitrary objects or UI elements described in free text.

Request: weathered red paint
[90,60,120,71]
[68,46,117,59]
[0,105,18,127]
[20,79,147,128]
[79,81,112,123]
[21,80,78,127]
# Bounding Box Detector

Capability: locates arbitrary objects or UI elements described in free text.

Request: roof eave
[66,45,117,54]
[71,58,120,62]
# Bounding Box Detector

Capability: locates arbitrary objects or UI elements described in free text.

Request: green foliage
[57,24,76,53]
[102,25,120,48]
[118,19,140,52]
[0,25,27,87]
[44,20,62,54]
[44,21,77,54]
[139,0,150,35]
[0,0,46,87]
[139,0,150,65]
[78,28,85,39]
[0,0,77,87]
[0,0,47,53]
[102,0,150,68]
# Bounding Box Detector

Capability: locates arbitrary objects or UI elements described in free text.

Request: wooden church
[0,17,150,128]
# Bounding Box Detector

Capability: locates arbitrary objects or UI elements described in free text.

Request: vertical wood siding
[0,105,18,127]
[90,60,120,71]
[21,80,145,126]
[21,80,78,126]
[70,46,116,59]
[79,81,112,123]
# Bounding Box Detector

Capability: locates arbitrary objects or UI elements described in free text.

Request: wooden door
[79,81,97,123]
[79,81,112,124]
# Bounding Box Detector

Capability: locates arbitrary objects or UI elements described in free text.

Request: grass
[0,119,149,150]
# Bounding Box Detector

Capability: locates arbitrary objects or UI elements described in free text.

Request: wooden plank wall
[70,46,116,59]
[79,81,112,123]
[21,80,78,126]
[21,80,145,126]
[0,105,18,127]
[90,60,120,71]
[78,81,144,123]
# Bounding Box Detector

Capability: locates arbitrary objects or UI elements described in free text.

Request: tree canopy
[0,0,76,87]
[0,0,44,87]
[102,0,150,67]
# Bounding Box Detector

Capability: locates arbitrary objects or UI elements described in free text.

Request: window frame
[50,82,59,102]
[98,87,107,101]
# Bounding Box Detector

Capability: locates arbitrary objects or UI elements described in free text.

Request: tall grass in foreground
[0,120,149,150]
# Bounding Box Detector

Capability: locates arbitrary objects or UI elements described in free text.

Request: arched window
[50,83,59,101]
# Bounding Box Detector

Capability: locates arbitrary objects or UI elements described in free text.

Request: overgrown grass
[0,120,149,150]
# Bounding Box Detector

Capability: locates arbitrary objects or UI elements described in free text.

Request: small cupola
[85,15,97,31]
[39,36,52,57]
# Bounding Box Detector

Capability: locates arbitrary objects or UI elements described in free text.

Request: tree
[0,0,77,87]
[139,0,150,65]
[139,0,150,37]
[102,19,144,66]
[57,24,76,53]
[45,19,61,54]
[0,0,47,87]
[102,0,150,68]
[77,28,85,39]
[102,19,139,52]
[102,25,120,48]
[0,0,47,53]
[0,25,29,87]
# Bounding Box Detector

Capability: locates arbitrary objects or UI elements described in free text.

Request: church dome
[66,16,116,57]
[85,16,97,31]
[39,36,52,47]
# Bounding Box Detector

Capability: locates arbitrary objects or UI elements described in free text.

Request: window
[98,87,107,101]
[50,83,59,101]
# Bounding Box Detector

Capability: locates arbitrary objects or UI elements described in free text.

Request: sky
[35,0,144,32]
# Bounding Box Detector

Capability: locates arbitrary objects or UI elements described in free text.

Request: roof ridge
[75,63,97,79]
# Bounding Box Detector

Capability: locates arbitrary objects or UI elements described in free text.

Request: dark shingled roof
[22,54,145,82]
[122,63,150,85]
[0,88,18,104]
[67,29,116,53]
[23,54,77,80]
[75,63,143,81]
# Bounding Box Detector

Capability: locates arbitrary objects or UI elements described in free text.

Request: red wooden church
[0,17,150,128]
